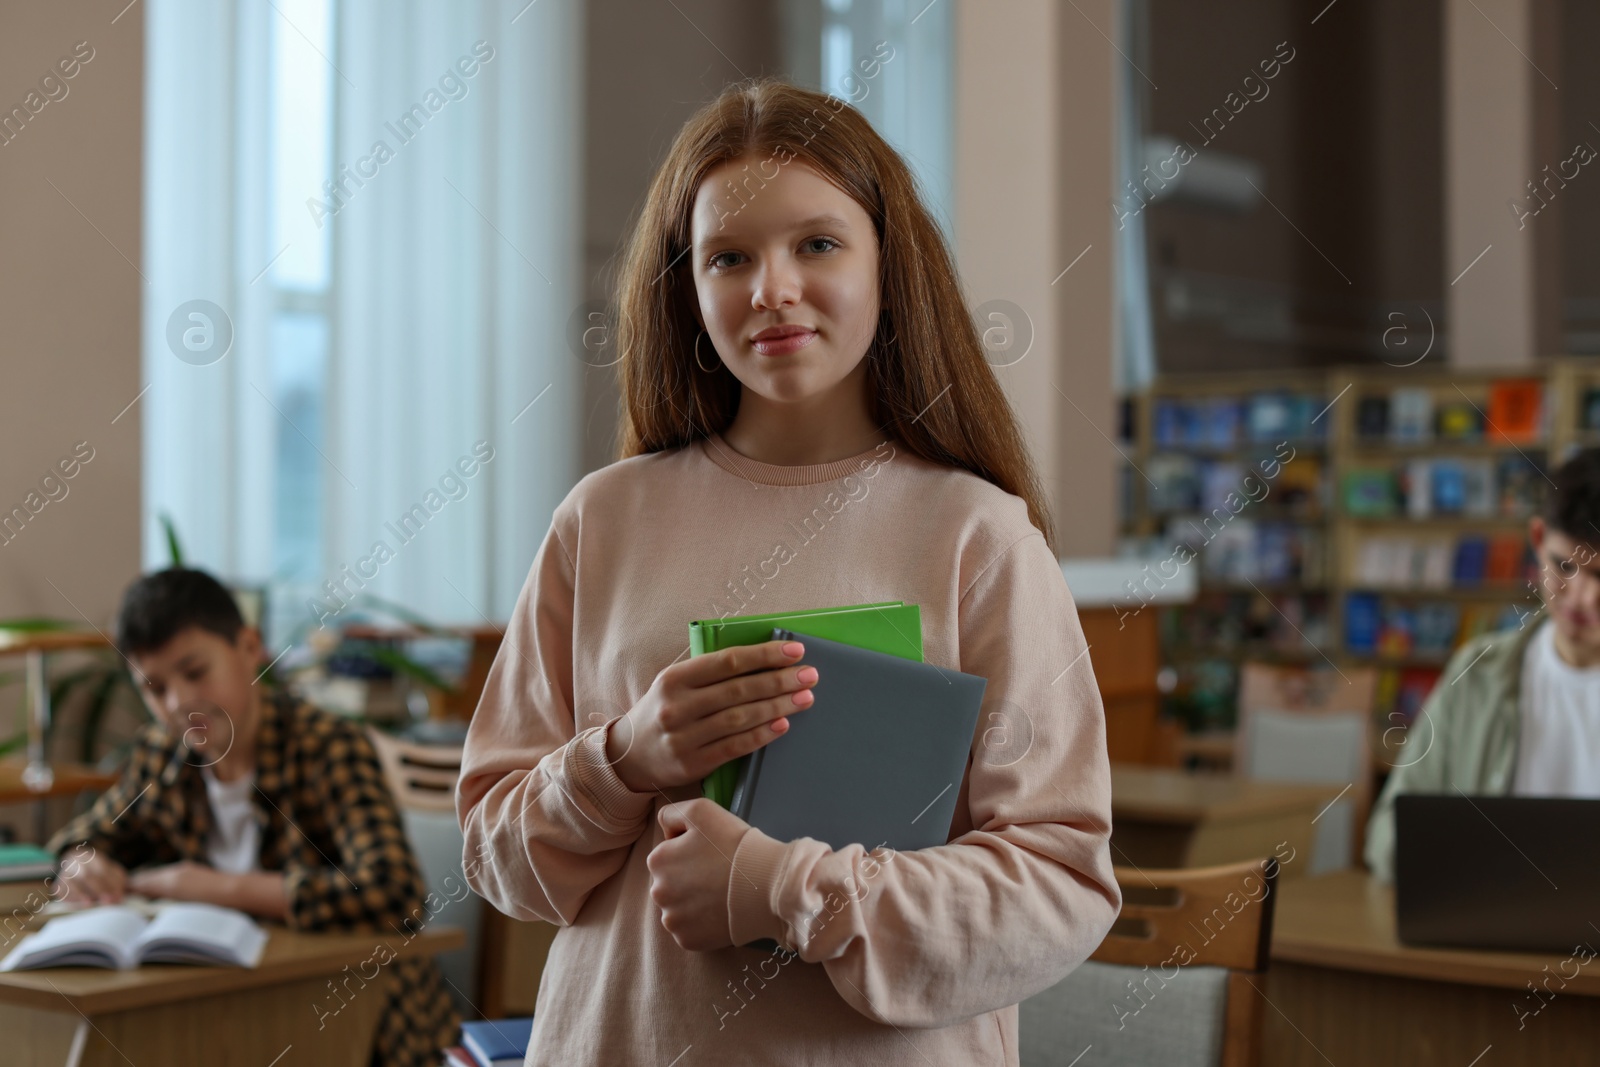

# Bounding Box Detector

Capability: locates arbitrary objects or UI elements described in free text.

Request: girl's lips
[751,329,817,356]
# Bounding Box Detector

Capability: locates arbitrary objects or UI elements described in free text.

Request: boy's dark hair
[116,567,245,657]
[1545,447,1600,542]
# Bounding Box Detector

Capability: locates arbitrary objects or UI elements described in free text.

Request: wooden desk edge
[0,925,465,1015]
[1271,937,1600,997]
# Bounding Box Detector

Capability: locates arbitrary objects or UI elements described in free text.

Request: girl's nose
[752,258,801,311]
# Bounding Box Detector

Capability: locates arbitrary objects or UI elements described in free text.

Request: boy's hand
[128,860,225,902]
[53,849,129,905]
[647,798,751,951]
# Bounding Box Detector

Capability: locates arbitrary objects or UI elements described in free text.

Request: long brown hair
[613,77,1057,553]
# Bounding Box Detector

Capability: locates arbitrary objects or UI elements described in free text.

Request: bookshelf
[1118,358,1595,758]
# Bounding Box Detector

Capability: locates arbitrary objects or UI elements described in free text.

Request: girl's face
[687,155,880,406]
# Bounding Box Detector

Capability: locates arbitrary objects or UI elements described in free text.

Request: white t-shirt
[201,767,262,874]
[1512,621,1600,797]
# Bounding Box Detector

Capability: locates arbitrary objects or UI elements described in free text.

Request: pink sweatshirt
[457,432,1120,1065]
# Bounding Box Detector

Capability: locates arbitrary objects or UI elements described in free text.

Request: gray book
[731,627,988,855]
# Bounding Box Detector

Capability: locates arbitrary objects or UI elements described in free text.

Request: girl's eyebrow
[697,212,852,245]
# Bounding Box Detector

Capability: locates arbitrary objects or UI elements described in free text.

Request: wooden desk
[0,761,119,804]
[0,879,463,1066]
[1110,763,1335,875]
[1264,870,1600,1065]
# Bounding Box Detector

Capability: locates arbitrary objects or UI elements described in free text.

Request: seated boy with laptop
[1365,447,1600,882]
[47,568,459,1067]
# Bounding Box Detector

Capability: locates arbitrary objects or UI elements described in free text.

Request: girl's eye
[803,237,839,254]
[707,251,741,271]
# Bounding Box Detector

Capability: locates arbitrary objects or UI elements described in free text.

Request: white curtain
[326,0,582,625]
[142,0,277,582]
[1114,0,1157,393]
[142,0,582,631]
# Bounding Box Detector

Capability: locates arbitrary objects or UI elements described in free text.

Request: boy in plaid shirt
[49,568,459,1066]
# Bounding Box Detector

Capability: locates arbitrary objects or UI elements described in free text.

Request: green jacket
[1364,616,1545,882]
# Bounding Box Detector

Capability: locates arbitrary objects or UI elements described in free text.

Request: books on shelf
[0,903,267,971]
[1163,590,1331,658]
[1390,388,1433,443]
[1163,518,1324,585]
[1435,399,1484,441]
[1353,379,1546,446]
[1487,379,1544,443]
[1143,454,1325,517]
[1353,533,1530,590]
[1582,387,1600,433]
[1498,455,1544,517]
[1343,468,1400,517]
[1356,396,1390,440]
[1345,592,1381,654]
[1151,391,1328,449]
[1345,594,1528,664]
[1352,454,1542,518]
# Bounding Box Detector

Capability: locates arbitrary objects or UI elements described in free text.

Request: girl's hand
[647,798,751,951]
[606,640,818,792]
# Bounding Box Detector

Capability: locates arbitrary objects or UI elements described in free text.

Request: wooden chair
[366,729,482,1013]
[1078,606,1168,765]
[366,728,563,1019]
[1019,858,1279,1067]
[1233,664,1377,873]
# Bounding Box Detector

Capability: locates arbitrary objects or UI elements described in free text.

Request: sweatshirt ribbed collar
[698,432,893,487]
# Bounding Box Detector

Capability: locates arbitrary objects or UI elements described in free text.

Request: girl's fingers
[690,662,818,727]
[672,639,804,689]
[705,713,796,766]
[696,683,815,750]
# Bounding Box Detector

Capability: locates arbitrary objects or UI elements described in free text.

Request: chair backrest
[365,728,481,1014]
[367,728,463,813]
[1234,663,1376,873]
[1019,858,1278,1067]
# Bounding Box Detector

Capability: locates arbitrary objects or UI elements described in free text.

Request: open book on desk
[0,902,268,971]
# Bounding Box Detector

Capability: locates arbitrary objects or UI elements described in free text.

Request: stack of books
[0,843,57,883]
[444,1018,535,1067]
[689,602,988,951]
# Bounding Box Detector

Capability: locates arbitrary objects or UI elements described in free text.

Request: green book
[0,843,57,883]
[691,601,923,808]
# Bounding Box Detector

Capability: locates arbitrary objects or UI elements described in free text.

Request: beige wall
[954,0,1118,558]
[0,6,144,838]
[1443,0,1556,365]
[0,7,143,627]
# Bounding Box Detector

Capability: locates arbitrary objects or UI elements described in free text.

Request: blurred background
[0,0,1594,1046]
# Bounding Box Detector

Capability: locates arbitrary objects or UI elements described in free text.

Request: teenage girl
[458,77,1119,1065]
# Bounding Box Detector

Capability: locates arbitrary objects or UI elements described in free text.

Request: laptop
[1395,794,1600,952]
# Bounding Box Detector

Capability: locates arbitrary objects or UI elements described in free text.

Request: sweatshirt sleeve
[725,528,1122,1029]
[457,511,656,925]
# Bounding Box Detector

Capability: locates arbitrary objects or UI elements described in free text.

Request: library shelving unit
[1118,358,1598,763]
